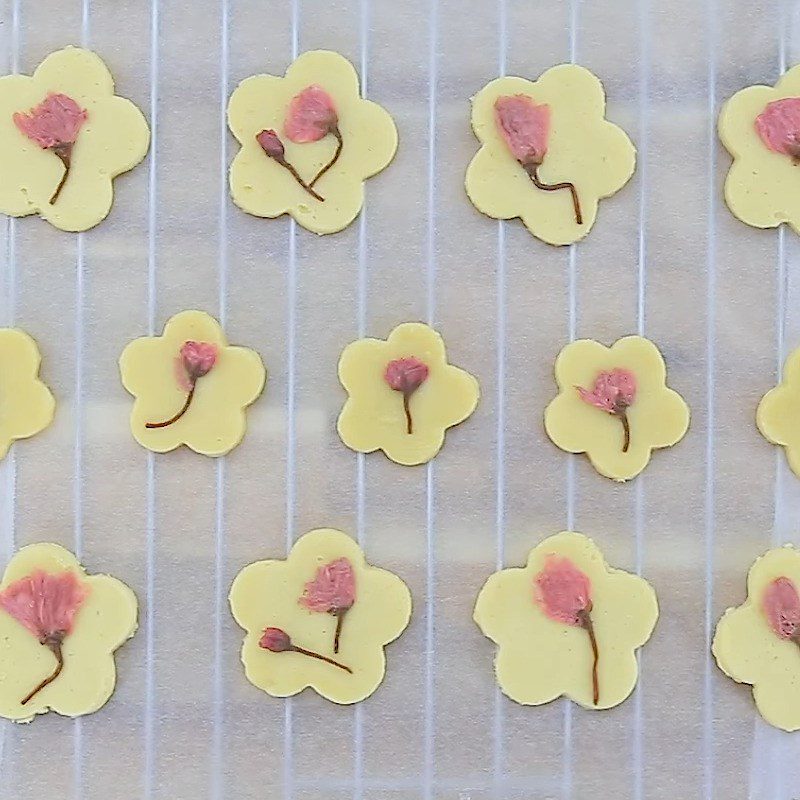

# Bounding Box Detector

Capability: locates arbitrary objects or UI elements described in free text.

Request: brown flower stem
[616,409,631,453]
[309,126,343,188]
[274,156,325,202]
[21,636,64,706]
[291,645,352,673]
[49,143,73,205]
[145,385,195,429]
[524,162,583,225]
[402,391,414,435]
[577,607,599,706]
[333,608,348,654]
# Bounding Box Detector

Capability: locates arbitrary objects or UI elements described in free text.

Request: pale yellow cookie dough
[757,344,800,477]
[713,545,800,732]
[337,322,480,466]
[0,543,137,722]
[719,65,800,233]
[228,50,397,235]
[0,328,55,459]
[474,531,658,710]
[465,64,636,246]
[0,46,150,232]
[544,336,690,481]
[229,528,412,704]
[118,310,266,457]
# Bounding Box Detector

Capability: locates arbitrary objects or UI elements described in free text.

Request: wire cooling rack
[0,0,799,798]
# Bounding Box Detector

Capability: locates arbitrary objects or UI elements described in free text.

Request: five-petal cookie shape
[719,65,800,233]
[712,545,800,731]
[465,64,636,246]
[119,310,266,457]
[229,528,412,704]
[544,336,690,481]
[337,322,480,466]
[228,50,397,235]
[0,543,137,722]
[0,46,150,231]
[0,328,55,459]
[474,531,658,710]
[757,344,800,477]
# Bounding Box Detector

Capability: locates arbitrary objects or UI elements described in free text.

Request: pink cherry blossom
[13,93,86,150]
[494,95,550,166]
[755,98,800,159]
[256,129,286,160]
[180,341,218,383]
[576,368,637,414]
[763,576,800,640]
[260,627,292,652]
[300,558,356,613]
[384,357,429,394]
[534,555,592,626]
[285,85,338,144]
[0,569,88,642]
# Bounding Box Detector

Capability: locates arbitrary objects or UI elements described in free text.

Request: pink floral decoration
[0,569,88,642]
[256,129,286,160]
[285,85,338,144]
[260,627,292,652]
[494,95,551,166]
[300,558,356,614]
[13,93,86,150]
[384,357,429,394]
[763,576,800,640]
[755,98,800,159]
[175,340,218,391]
[534,555,592,626]
[576,368,636,414]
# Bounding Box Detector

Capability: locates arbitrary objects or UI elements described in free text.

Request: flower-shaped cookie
[119,310,266,457]
[0,328,55,459]
[544,336,690,481]
[474,531,658,709]
[229,528,412,704]
[0,46,150,232]
[465,64,636,246]
[757,344,800,477]
[0,542,137,722]
[711,545,800,731]
[718,65,800,233]
[228,50,397,235]
[337,322,480,466]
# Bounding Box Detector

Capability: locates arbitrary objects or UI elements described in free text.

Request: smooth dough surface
[719,65,800,233]
[228,50,397,234]
[0,328,54,459]
[713,545,800,731]
[0,543,138,722]
[119,310,266,457]
[229,528,412,704]
[474,531,658,710]
[757,344,800,477]
[465,65,636,246]
[337,322,480,466]
[0,46,150,231]
[544,336,690,481]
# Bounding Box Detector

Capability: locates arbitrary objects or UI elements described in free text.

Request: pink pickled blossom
[300,558,356,613]
[534,555,592,626]
[755,98,800,159]
[256,129,286,160]
[175,341,218,391]
[285,85,338,144]
[260,627,292,652]
[13,93,86,150]
[0,569,88,642]
[384,357,429,394]
[763,576,800,640]
[494,95,550,166]
[576,368,637,414]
